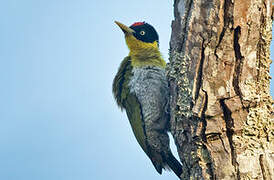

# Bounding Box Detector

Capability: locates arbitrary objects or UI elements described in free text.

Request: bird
[112,21,182,178]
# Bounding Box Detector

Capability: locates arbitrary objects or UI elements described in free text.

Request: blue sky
[0,1,272,180]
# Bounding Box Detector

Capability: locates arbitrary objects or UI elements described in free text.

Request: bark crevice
[200,89,208,141]
[217,0,230,49]
[259,154,267,180]
[179,0,194,52]
[219,99,240,180]
[194,40,205,102]
[232,26,244,101]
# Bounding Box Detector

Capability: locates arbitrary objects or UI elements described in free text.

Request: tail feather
[152,160,163,175]
[150,152,182,178]
[166,153,183,179]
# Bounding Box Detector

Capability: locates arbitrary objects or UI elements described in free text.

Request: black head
[130,22,159,45]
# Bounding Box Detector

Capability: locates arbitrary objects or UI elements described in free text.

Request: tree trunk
[167,0,273,179]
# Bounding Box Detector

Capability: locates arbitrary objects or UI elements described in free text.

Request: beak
[115,21,135,35]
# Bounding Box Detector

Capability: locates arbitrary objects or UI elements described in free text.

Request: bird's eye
[140,31,145,35]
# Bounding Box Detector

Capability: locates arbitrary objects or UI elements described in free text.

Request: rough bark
[167,0,274,179]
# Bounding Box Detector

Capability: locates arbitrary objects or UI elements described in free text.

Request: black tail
[166,153,183,179]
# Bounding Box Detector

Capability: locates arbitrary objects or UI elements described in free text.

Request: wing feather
[112,56,149,155]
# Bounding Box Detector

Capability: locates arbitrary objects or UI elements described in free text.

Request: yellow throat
[125,35,166,68]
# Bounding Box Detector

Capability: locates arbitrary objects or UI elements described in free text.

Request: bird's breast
[128,66,167,93]
[128,66,169,130]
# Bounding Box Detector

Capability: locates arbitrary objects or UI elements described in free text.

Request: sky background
[0,1,273,180]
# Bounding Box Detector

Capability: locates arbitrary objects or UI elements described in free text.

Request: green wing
[123,93,148,154]
[112,56,131,109]
[112,56,148,154]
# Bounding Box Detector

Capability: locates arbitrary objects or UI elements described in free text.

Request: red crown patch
[131,22,145,27]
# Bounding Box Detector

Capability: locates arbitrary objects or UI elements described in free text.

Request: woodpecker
[112,21,182,178]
